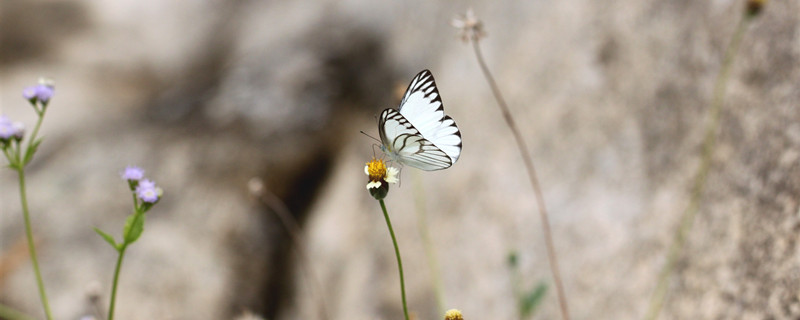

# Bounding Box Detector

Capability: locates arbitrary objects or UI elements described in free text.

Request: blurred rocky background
[1,0,799,319]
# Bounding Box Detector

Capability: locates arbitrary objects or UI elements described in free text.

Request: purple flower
[135,179,161,203]
[121,166,145,181]
[0,123,14,140]
[22,83,55,104]
[22,87,37,100]
[0,116,22,140]
[138,179,155,189]
[36,85,54,103]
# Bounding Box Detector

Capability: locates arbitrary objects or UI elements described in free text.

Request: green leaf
[23,139,43,166]
[520,282,548,317]
[122,213,145,245]
[94,228,119,250]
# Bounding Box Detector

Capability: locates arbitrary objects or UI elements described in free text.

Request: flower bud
[444,309,464,320]
[368,182,390,200]
[12,122,24,141]
[0,116,16,143]
[22,78,55,108]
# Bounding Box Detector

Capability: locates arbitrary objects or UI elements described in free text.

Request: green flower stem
[16,167,53,320]
[108,244,128,320]
[644,13,753,320]
[28,111,46,150]
[378,199,409,320]
[0,303,37,320]
[14,140,22,165]
[131,190,139,210]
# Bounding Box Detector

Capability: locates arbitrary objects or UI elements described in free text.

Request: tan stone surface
[1,1,798,319]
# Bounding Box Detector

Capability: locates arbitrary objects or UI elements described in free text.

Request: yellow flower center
[444,309,464,320]
[366,158,388,182]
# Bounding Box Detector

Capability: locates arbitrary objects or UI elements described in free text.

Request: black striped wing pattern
[378,70,462,171]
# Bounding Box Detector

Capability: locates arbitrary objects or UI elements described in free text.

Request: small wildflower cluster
[365,158,399,200]
[95,166,164,320]
[0,115,24,146]
[2,79,57,319]
[23,79,55,113]
[121,166,163,207]
[95,165,163,251]
[1,79,55,170]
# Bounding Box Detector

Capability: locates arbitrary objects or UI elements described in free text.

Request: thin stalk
[16,167,53,320]
[107,245,127,320]
[644,13,752,320]
[27,111,46,151]
[411,171,445,315]
[3,147,13,164]
[0,303,37,320]
[379,199,409,320]
[469,34,570,320]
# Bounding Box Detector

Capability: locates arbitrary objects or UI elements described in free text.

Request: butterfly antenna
[360,131,381,143]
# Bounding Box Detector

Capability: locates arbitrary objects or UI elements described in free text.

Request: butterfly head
[378,143,403,166]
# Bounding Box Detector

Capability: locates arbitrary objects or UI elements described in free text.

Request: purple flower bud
[22,81,55,105]
[138,179,156,189]
[35,85,54,103]
[12,122,24,140]
[23,86,37,100]
[121,166,145,181]
[0,116,16,140]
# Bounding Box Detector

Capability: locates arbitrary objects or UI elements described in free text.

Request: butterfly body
[378,70,462,171]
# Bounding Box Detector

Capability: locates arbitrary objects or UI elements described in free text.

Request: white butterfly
[378,70,462,171]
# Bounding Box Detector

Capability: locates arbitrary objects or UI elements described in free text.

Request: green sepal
[520,282,548,317]
[23,138,43,166]
[122,213,145,245]
[140,202,154,213]
[94,228,120,251]
[368,182,389,200]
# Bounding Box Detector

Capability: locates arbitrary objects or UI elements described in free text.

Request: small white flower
[452,8,486,43]
[364,158,399,190]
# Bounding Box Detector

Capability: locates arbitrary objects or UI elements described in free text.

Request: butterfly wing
[379,109,453,171]
[397,69,462,163]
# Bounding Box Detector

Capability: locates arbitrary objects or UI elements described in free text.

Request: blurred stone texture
[1,0,799,319]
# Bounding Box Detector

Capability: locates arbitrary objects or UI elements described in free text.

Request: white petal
[385,167,400,184]
[364,165,370,175]
[366,181,381,189]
